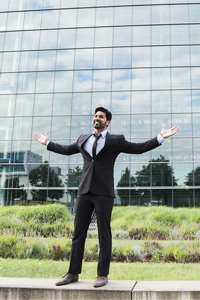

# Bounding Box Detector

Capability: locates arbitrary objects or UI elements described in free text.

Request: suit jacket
[47,133,161,198]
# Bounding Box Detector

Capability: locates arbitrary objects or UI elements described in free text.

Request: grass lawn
[0,259,200,281]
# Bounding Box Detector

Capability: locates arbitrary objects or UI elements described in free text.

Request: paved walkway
[0,277,200,299]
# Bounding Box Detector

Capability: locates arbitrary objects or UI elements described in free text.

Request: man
[34,107,179,288]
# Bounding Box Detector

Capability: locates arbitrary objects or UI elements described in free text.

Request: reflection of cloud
[93,70,112,91]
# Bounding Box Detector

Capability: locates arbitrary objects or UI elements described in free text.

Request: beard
[93,120,107,129]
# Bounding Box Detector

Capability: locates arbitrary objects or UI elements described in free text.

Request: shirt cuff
[157,134,164,144]
[46,140,50,146]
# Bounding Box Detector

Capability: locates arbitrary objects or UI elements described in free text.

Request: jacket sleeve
[47,140,80,155]
[119,135,161,154]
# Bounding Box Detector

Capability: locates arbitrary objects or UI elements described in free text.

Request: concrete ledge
[0,278,200,300]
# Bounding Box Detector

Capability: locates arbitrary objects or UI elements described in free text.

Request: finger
[162,124,166,130]
[45,132,48,136]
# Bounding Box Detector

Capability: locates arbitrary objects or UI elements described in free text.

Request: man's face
[93,111,110,130]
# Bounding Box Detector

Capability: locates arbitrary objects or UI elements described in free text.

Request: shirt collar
[93,129,108,139]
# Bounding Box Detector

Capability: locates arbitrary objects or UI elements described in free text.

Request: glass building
[0,0,200,208]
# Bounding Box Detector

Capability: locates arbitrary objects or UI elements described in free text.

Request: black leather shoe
[55,273,78,286]
[93,276,108,288]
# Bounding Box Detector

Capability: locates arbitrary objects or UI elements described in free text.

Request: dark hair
[95,107,112,121]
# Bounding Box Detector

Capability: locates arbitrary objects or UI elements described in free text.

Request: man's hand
[34,132,49,145]
[161,124,179,139]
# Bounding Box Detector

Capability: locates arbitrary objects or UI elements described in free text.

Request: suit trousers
[68,193,114,276]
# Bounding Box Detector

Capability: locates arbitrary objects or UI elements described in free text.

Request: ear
[106,120,111,127]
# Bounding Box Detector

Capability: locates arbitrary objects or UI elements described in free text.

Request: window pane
[189,4,200,23]
[132,91,150,114]
[171,25,189,44]
[15,95,34,116]
[0,0,9,11]
[191,67,200,89]
[56,49,75,70]
[132,47,150,68]
[113,48,132,68]
[75,49,93,69]
[152,91,171,113]
[54,71,73,92]
[72,93,91,114]
[73,70,92,92]
[172,114,192,137]
[0,33,5,51]
[193,113,200,137]
[77,8,95,27]
[53,93,72,115]
[17,73,37,93]
[132,6,150,24]
[76,28,94,48]
[32,117,51,138]
[171,46,190,67]
[6,12,24,30]
[112,69,131,91]
[51,116,71,139]
[171,68,191,89]
[13,117,32,140]
[41,10,59,29]
[151,46,170,67]
[59,9,77,28]
[91,92,111,112]
[170,5,189,23]
[152,25,170,45]
[19,51,38,72]
[93,48,112,69]
[92,70,112,91]
[194,138,200,161]
[37,51,57,71]
[21,31,40,50]
[58,29,76,48]
[24,11,42,30]
[34,94,53,116]
[152,5,169,24]
[95,28,113,47]
[4,32,22,51]
[173,163,193,187]
[2,52,20,72]
[133,26,150,46]
[0,73,18,94]
[61,0,78,8]
[112,92,131,114]
[173,138,193,162]
[152,114,171,138]
[131,115,151,138]
[172,90,191,113]
[190,25,200,44]
[0,118,13,140]
[132,69,150,90]
[96,7,114,26]
[0,95,15,116]
[114,6,132,25]
[191,46,200,66]
[192,90,200,113]
[111,115,130,135]
[114,27,132,47]
[71,116,90,139]
[0,13,7,31]
[39,30,58,49]
[152,68,170,90]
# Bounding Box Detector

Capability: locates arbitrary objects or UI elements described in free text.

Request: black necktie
[92,134,101,158]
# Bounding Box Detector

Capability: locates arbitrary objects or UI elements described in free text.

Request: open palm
[34,132,49,145]
[161,124,179,139]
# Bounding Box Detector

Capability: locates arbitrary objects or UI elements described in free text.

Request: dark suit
[47,133,160,275]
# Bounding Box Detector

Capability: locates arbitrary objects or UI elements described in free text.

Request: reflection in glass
[58,29,76,48]
[21,31,40,50]
[39,30,58,49]
[19,51,38,71]
[171,46,190,67]
[91,92,111,112]
[132,69,150,90]
[95,27,113,47]
[112,92,130,114]
[93,48,112,69]
[0,118,13,140]
[75,49,93,69]
[132,6,150,24]
[132,47,150,68]
[51,116,71,139]
[172,90,191,113]
[111,115,130,135]
[152,25,170,45]
[59,9,77,28]
[4,32,22,51]
[0,13,7,31]
[96,7,114,26]
[152,91,171,113]
[191,67,200,89]
[173,163,193,187]
[92,70,112,91]
[192,90,200,113]
[24,10,42,30]
[17,72,37,93]
[0,0,9,11]
[0,33,5,51]
[190,25,200,44]
[131,115,151,138]
[61,0,78,8]
[53,93,72,115]
[13,117,32,140]
[191,45,200,66]
[0,73,18,94]
[113,48,132,68]
[56,49,75,70]
[73,70,92,92]
[76,28,94,48]
[6,12,24,30]
[151,46,170,67]
[152,5,169,24]
[193,113,200,137]
[171,25,189,44]
[37,51,56,71]
[15,95,34,116]
[77,8,95,27]
[173,189,194,207]
[113,27,132,46]
[173,138,193,162]
[172,114,192,137]
[72,93,91,114]
[152,68,170,90]
[170,5,188,23]
[0,95,16,116]
[54,71,73,92]
[189,4,200,23]
[152,114,171,138]
[193,138,200,161]
[112,69,131,91]
[171,68,191,89]
[114,6,132,25]
[132,91,150,114]
[41,10,59,29]
[133,26,151,45]
[70,116,90,139]
[32,117,51,138]
[36,72,55,94]
[34,94,53,116]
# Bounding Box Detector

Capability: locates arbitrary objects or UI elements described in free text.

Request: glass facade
[0,0,200,208]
